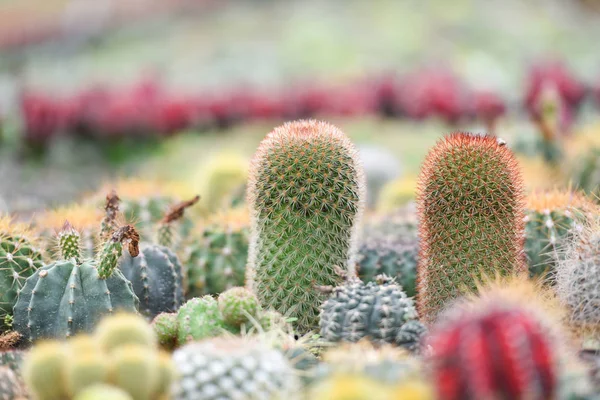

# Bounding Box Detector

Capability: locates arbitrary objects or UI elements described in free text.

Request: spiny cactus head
[74,384,133,400]
[96,225,139,279]
[218,287,261,326]
[109,344,161,400]
[176,296,232,345]
[428,302,558,400]
[95,312,157,353]
[58,221,81,261]
[151,312,178,351]
[416,132,526,324]
[22,340,68,400]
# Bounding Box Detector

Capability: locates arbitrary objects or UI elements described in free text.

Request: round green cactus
[218,287,260,326]
[171,337,300,400]
[151,313,178,351]
[319,276,426,352]
[247,120,366,333]
[176,296,234,345]
[13,225,139,342]
[0,217,43,333]
[184,208,249,298]
[416,133,526,324]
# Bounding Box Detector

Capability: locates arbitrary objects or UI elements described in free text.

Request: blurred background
[2,0,600,216]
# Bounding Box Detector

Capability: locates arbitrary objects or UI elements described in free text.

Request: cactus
[151,313,178,351]
[247,120,366,333]
[0,217,43,332]
[556,219,600,342]
[171,337,301,400]
[0,366,27,400]
[310,341,433,400]
[184,208,249,298]
[176,296,234,345]
[428,301,559,400]
[193,152,249,213]
[376,175,417,211]
[95,313,157,352]
[308,375,391,400]
[218,287,260,326]
[524,189,593,279]
[35,203,102,260]
[356,229,418,297]
[416,133,525,324]
[319,274,426,351]
[74,384,133,400]
[23,313,173,400]
[13,224,139,342]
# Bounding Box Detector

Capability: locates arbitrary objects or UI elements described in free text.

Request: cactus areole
[13,224,139,342]
[246,120,366,333]
[416,132,525,324]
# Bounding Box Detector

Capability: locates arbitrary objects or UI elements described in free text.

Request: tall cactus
[13,223,139,342]
[247,120,366,332]
[416,133,525,324]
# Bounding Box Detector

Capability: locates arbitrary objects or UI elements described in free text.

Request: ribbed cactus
[428,303,558,400]
[247,120,366,333]
[319,274,426,352]
[356,229,418,297]
[171,337,301,400]
[525,189,592,279]
[13,224,139,342]
[556,219,600,342]
[0,366,27,400]
[184,208,249,298]
[22,313,173,400]
[0,217,43,332]
[416,133,525,324]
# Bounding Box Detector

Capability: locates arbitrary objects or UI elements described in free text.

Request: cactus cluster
[319,274,426,351]
[524,189,593,279]
[416,132,526,324]
[171,336,301,400]
[247,120,366,333]
[183,208,249,298]
[22,313,173,400]
[0,217,44,333]
[13,224,139,342]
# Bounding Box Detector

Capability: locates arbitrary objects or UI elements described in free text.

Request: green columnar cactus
[356,231,418,297]
[524,189,592,279]
[74,384,133,400]
[176,297,234,345]
[0,366,27,400]
[416,133,525,324]
[13,225,139,342]
[319,275,426,352]
[0,217,43,332]
[218,287,260,326]
[171,337,301,400]
[184,208,249,298]
[247,120,366,333]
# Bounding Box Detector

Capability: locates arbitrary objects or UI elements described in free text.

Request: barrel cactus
[524,189,593,279]
[184,208,249,298]
[319,274,426,351]
[13,223,139,342]
[0,217,44,332]
[247,120,366,333]
[171,337,301,400]
[416,133,526,324]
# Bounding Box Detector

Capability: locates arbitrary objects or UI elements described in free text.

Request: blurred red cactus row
[15,60,600,149]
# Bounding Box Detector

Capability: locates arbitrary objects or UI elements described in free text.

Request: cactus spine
[247,120,366,333]
[13,224,139,342]
[416,133,525,324]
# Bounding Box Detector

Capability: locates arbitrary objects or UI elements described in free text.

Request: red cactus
[429,306,557,400]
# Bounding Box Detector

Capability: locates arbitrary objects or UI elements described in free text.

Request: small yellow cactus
[376,175,417,212]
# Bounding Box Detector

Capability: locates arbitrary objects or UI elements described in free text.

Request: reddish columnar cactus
[428,306,558,400]
[416,133,525,324]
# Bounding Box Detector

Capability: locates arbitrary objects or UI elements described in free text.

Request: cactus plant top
[416,132,526,324]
